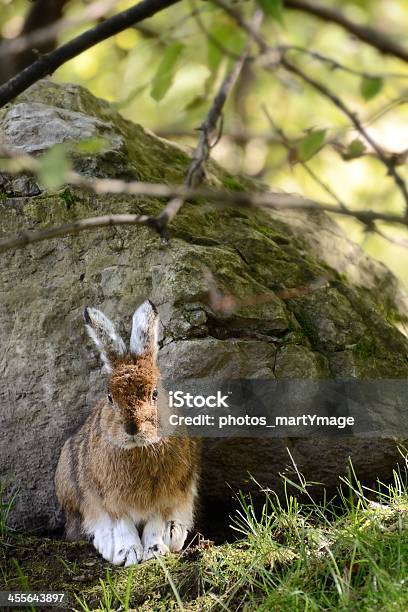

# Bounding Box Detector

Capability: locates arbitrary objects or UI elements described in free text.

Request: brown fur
[55,352,200,537]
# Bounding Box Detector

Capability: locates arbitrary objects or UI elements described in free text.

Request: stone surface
[2,102,125,154]
[0,79,407,534]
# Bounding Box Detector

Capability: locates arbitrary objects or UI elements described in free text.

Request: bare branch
[285,0,408,64]
[282,46,408,80]
[52,172,408,227]
[154,9,263,237]
[0,0,69,83]
[0,213,150,254]
[1,165,408,255]
[0,0,181,108]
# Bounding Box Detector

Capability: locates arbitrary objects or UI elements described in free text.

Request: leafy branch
[278,56,408,215]
[0,0,181,108]
[210,2,408,215]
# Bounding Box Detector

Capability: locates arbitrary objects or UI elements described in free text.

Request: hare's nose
[124,420,138,436]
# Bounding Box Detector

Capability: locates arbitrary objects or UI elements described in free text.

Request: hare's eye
[107,393,113,405]
[152,388,158,403]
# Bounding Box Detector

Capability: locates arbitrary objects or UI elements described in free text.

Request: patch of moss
[289,309,319,346]
[281,329,310,347]
[222,175,247,192]
[58,188,77,210]
[354,338,382,360]
[0,533,298,611]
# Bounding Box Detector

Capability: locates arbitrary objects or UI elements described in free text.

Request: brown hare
[55,300,199,566]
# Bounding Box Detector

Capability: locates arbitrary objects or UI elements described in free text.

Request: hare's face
[84,300,162,449]
[107,358,160,449]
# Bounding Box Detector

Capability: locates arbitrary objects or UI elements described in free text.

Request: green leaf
[258,0,284,23]
[360,76,383,101]
[346,138,366,159]
[207,23,246,73]
[75,137,107,155]
[38,145,71,191]
[150,42,184,102]
[298,129,326,162]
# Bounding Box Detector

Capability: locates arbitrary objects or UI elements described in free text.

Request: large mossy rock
[0,80,407,536]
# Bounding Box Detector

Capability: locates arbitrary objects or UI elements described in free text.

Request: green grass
[1,456,408,611]
[0,480,17,539]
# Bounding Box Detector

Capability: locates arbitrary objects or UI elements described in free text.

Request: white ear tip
[83,306,126,367]
[132,301,158,324]
[130,300,159,356]
[138,300,157,315]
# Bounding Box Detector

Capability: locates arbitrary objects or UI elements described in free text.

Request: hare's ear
[130,300,159,360]
[83,307,126,372]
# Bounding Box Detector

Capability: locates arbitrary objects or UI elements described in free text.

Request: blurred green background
[1,0,407,287]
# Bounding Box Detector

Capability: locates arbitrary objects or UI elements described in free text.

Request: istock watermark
[168,390,230,409]
[159,379,408,438]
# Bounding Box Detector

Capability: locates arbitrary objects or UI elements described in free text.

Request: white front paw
[164,520,188,552]
[92,517,143,566]
[112,519,143,566]
[142,540,170,561]
[93,519,115,562]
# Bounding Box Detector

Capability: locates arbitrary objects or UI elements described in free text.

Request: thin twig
[370,226,408,249]
[282,46,408,80]
[285,0,408,64]
[154,9,263,237]
[157,128,407,166]
[365,96,408,128]
[261,106,408,249]
[262,104,348,211]
[156,128,281,145]
[0,213,150,254]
